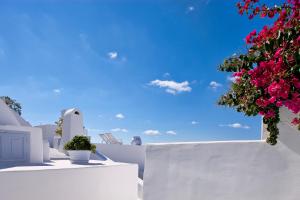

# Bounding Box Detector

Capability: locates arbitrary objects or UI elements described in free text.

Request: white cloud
[53,88,62,94]
[209,81,222,90]
[149,80,192,95]
[188,6,195,12]
[115,113,125,119]
[191,121,199,125]
[219,123,250,129]
[108,51,118,60]
[166,130,177,135]
[144,129,160,136]
[111,128,128,133]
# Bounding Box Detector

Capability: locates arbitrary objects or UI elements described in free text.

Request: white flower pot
[68,150,91,164]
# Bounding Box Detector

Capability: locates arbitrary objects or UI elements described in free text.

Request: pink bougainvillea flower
[291,118,300,125]
[269,96,277,104]
[265,110,276,119]
[276,101,283,107]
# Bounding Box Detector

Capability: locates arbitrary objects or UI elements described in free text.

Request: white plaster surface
[36,124,57,147]
[143,140,300,200]
[11,111,31,127]
[96,144,146,177]
[43,140,50,161]
[143,108,300,200]
[0,159,128,171]
[263,107,300,155]
[0,125,43,163]
[0,99,21,126]
[0,159,138,200]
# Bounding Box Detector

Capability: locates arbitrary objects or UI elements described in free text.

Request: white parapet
[0,160,138,200]
[143,140,300,200]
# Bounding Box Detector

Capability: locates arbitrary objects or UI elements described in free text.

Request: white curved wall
[0,99,21,126]
[143,107,300,200]
[143,140,300,200]
[12,111,31,127]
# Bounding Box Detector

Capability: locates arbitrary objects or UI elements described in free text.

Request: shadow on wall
[95,144,146,178]
[90,151,108,161]
[263,107,300,156]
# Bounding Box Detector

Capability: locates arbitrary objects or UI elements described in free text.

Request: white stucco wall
[0,163,138,200]
[36,124,57,147]
[62,108,85,139]
[143,141,300,200]
[143,107,300,200]
[0,125,43,163]
[96,144,146,177]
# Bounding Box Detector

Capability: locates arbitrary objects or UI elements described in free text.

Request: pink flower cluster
[235,0,300,126]
[292,118,300,125]
[232,69,247,83]
[245,30,256,44]
[267,79,290,100]
[284,93,300,114]
[241,0,300,46]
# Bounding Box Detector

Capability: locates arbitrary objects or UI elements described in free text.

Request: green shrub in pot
[64,135,96,153]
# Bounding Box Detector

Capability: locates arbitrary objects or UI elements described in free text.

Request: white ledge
[146,139,265,146]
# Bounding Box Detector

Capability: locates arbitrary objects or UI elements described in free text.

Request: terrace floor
[0,158,127,172]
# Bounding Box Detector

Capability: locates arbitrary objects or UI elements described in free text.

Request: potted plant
[64,135,96,164]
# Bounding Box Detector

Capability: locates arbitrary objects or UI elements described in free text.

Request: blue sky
[0,0,273,144]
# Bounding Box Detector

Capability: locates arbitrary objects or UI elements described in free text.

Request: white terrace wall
[143,108,300,200]
[96,144,146,177]
[143,140,300,200]
[0,164,138,200]
[36,124,57,147]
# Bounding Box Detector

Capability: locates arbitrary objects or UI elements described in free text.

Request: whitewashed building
[0,99,43,163]
[60,108,87,150]
[0,101,138,200]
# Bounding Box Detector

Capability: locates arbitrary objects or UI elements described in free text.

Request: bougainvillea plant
[218,0,300,145]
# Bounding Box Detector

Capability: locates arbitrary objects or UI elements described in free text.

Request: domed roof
[62,108,81,117]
